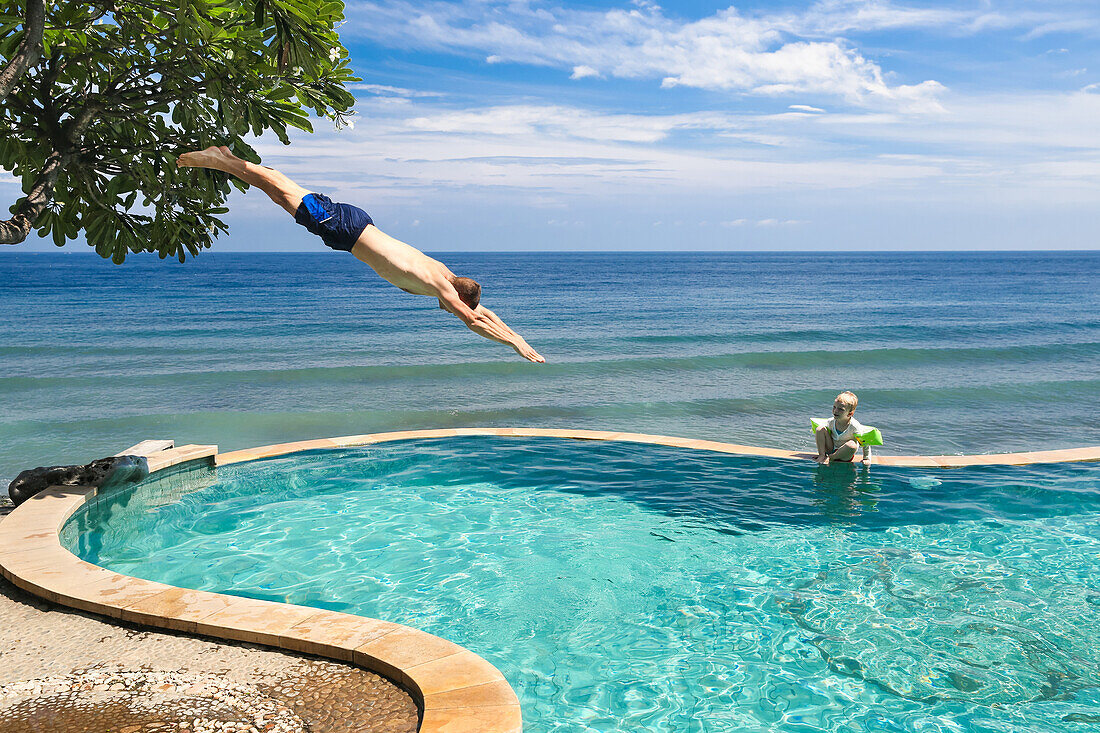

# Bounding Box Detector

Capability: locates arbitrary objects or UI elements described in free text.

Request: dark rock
[7,455,149,507]
[85,455,149,490]
[7,465,83,505]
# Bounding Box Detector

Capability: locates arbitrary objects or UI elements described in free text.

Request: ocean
[2,250,1099,489]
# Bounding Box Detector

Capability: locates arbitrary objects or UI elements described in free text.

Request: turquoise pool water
[66,438,1100,732]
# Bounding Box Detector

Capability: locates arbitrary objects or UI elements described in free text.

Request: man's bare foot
[176,145,231,170]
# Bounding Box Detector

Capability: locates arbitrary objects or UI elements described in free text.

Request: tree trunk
[1,99,102,245]
[0,0,50,242]
[0,151,66,244]
[0,0,47,102]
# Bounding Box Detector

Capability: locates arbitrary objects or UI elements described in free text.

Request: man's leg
[177,146,311,216]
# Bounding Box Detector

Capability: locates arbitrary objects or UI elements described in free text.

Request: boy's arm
[861,445,873,464]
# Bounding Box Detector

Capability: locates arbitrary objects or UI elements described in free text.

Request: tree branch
[0,0,47,102]
[0,103,102,244]
[0,150,65,244]
[98,78,209,113]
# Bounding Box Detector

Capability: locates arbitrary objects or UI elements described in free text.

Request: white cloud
[243,85,1100,216]
[817,89,1100,153]
[406,105,741,143]
[1022,18,1099,40]
[345,1,947,110]
[348,83,445,98]
[790,1,1100,38]
[790,104,826,113]
[1021,159,1100,181]
[788,0,970,35]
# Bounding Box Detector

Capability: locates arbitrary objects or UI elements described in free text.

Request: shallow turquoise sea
[3,250,1099,486]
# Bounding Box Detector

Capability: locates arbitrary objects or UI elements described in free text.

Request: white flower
[225,50,234,60]
[329,47,340,63]
[292,66,303,76]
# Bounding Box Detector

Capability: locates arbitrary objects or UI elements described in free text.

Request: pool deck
[3,429,1099,733]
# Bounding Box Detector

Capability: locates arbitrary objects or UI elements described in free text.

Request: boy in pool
[813,391,873,465]
[176,146,544,363]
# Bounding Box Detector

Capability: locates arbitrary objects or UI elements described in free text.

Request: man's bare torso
[349,225,453,298]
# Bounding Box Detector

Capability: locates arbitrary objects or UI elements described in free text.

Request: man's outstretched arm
[474,306,544,363]
[437,285,544,363]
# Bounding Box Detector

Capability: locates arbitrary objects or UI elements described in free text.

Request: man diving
[177,146,545,363]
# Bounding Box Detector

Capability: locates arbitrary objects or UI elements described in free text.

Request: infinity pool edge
[215,427,1100,468]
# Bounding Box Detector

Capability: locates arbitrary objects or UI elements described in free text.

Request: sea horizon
[4,248,1097,255]
[4,249,1099,490]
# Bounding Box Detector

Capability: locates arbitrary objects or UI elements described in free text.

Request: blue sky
[15,0,1100,251]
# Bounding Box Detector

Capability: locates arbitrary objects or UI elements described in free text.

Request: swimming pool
[65,437,1100,732]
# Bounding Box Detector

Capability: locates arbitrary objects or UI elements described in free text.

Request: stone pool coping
[217,427,1100,469]
[0,443,521,733]
[3,429,1098,733]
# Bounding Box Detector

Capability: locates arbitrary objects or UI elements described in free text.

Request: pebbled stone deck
[0,570,418,733]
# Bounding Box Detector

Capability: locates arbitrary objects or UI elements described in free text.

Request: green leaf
[2,0,357,263]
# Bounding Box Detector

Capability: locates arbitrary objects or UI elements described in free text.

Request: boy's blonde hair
[835,391,858,412]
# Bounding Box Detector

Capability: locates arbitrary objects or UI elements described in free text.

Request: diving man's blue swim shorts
[294,192,373,252]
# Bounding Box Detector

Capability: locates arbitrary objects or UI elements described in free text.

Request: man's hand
[513,340,545,363]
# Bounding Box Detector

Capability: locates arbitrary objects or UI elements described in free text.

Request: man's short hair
[452,276,481,309]
[835,391,858,411]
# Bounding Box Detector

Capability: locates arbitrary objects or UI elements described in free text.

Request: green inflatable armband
[855,427,883,447]
[810,419,883,447]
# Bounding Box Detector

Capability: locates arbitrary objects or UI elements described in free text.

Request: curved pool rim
[0,443,521,733]
[3,428,1099,733]
[216,426,1100,468]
